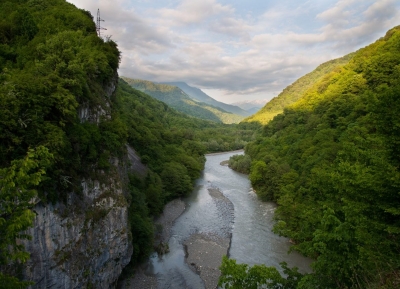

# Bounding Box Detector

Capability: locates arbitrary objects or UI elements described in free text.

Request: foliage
[244,53,354,125]
[0,0,122,285]
[228,154,251,174]
[114,80,260,268]
[0,0,258,282]
[126,174,154,264]
[0,0,121,198]
[197,122,261,153]
[157,81,251,117]
[0,146,52,288]
[218,256,304,289]
[122,77,245,124]
[246,26,400,288]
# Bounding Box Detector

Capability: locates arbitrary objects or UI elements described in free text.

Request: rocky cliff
[21,76,134,289]
[23,178,132,289]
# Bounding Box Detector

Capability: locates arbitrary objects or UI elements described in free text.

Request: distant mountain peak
[121,77,245,124]
[161,82,252,117]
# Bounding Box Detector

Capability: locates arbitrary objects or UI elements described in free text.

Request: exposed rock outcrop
[23,178,132,289]
[22,74,135,288]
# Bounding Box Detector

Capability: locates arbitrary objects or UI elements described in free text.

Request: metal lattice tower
[96,9,107,37]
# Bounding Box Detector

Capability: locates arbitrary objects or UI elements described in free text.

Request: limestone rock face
[23,74,134,288]
[23,177,132,289]
[78,72,118,123]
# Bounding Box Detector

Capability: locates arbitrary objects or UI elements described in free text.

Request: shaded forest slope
[122,77,244,124]
[162,81,251,117]
[246,26,400,288]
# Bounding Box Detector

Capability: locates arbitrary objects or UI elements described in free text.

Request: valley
[0,1,399,288]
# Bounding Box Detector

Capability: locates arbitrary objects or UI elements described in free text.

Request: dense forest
[122,77,245,124]
[0,1,257,286]
[2,0,399,288]
[162,81,251,117]
[244,53,355,125]
[0,0,125,286]
[115,79,257,265]
[235,26,400,288]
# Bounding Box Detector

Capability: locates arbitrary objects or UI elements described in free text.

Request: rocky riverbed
[183,188,234,289]
[119,186,235,289]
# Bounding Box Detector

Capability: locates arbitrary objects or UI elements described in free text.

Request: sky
[66,0,400,104]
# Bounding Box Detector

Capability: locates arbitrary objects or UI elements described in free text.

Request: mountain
[162,82,251,117]
[231,99,267,114]
[243,52,355,124]
[0,1,227,287]
[245,26,400,288]
[122,77,244,124]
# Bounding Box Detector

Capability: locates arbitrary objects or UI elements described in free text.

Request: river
[133,151,312,288]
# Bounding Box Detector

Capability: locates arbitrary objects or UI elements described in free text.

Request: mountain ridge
[243,52,356,124]
[245,25,400,288]
[161,81,252,117]
[231,99,266,114]
[122,77,245,124]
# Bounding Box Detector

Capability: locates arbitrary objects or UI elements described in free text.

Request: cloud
[317,0,357,27]
[157,0,234,26]
[67,0,400,102]
[208,17,252,40]
[317,0,399,52]
[364,0,396,20]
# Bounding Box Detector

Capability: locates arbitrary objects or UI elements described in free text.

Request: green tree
[0,146,52,288]
[218,256,303,289]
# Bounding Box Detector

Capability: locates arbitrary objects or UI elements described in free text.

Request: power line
[96,9,107,37]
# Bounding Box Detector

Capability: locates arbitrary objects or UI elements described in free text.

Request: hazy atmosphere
[66,0,400,102]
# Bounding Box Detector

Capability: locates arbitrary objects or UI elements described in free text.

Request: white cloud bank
[66,0,400,102]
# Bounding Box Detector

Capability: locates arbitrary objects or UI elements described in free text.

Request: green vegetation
[245,26,400,288]
[162,81,251,117]
[0,0,123,285]
[116,79,208,203]
[122,77,244,124]
[0,0,259,285]
[0,0,122,199]
[115,79,259,272]
[0,146,52,289]
[6,1,399,289]
[228,154,251,174]
[244,53,354,125]
[219,256,303,289]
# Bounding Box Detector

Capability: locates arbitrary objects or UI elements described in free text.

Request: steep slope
[246,26,400,288]
[244,52,355,124]
[162,81,251,116]
[0,1,212,288]
[122,77,244,124]
[0,1,130,288]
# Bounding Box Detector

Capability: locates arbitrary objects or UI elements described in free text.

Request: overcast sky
[66,0,399,103]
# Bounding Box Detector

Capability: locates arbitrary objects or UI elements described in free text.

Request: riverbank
[181,187,234,289]
[154,199,186,246]
[184,233,230,289]
[206,149,243,156]
[120,186,235,289]
[120,152,255,289]
[119,199,186,288]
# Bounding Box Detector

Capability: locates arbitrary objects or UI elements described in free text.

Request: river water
[143,151,312,288]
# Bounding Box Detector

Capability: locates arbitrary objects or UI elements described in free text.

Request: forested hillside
[244,26,400,288]
[162,81,251,117]
[122,77,244,124]
[0,0,126,286]
[0,1,259,286]
[244,53,354,125]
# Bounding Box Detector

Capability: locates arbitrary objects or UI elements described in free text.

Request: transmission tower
[96,9,107,37]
